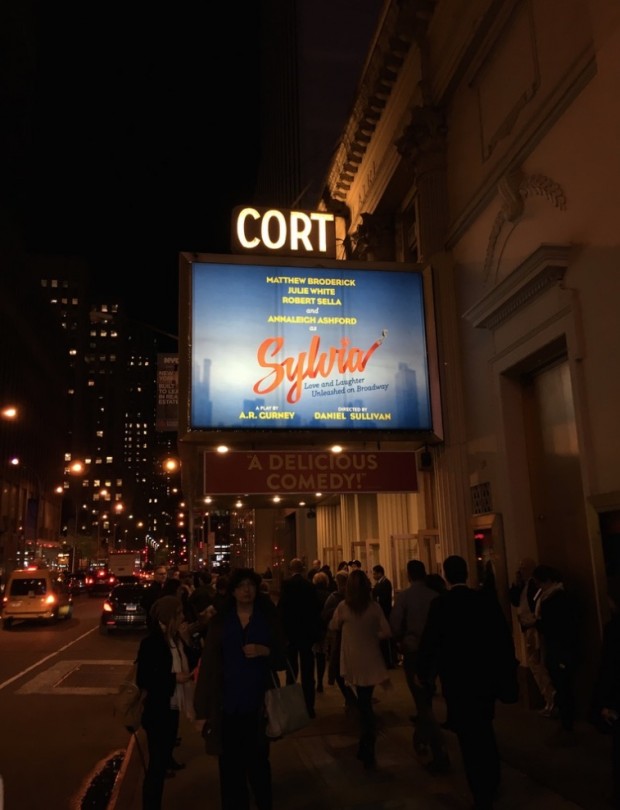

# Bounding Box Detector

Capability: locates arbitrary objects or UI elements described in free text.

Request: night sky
[3,3,263,336]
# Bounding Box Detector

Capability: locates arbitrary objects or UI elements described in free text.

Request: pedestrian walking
[277,558,322,718]
[533,564,579,735]
[509,557,556,715]
[390,559,450,774]
[328,568,392,770]
[193,568,286,810]
[418,555,518,810]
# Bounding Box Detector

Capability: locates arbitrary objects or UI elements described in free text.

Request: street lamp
[1,405,18,421]
[112,502,124,549]
[68,460,87,570]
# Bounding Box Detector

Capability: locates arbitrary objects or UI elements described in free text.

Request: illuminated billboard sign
[203,450,418,495]
[181,254,439,437]
[231,206,337,259]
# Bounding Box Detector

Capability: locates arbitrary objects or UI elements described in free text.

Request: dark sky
[3,3,263,336]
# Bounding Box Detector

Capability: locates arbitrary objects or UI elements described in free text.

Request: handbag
[113,661,146,733]
[264,665,311,740]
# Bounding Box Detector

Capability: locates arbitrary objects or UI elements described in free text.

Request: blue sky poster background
[190,261,431,430]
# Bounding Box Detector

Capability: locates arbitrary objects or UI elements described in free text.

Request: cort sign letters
[231,206,337,259]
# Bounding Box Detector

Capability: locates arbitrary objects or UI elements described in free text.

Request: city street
[0,595,147,809]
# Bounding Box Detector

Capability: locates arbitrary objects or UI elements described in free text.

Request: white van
[1,567,73,629]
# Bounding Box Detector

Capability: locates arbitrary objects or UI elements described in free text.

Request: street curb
[108,732,145,810]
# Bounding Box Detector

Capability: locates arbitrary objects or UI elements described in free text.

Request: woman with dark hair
[193,568,286,810]
[328,568,392,769]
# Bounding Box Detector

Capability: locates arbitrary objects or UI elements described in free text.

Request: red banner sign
[203,451,418,495]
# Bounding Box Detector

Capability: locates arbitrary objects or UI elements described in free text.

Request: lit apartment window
[69,349,77,356]
[51,279,58,288]
[106,457,113,464]
[96,431,103,437]
[72,298,78,305]
[88,380,95,387]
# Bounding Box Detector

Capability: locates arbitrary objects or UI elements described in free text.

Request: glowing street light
[163,458,179,473]
[68,460,88,569]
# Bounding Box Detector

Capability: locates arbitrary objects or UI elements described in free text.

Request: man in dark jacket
[372,564,395,668]
[277,557,322,717]
[418,555,517,810]
[140,565,168,628]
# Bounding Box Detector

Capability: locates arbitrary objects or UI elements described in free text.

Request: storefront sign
[231,206,337,258]
[203,450,418,494]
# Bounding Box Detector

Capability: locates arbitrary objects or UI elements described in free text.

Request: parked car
[2,567,73,629]
[100,583,148,634]
[85,568,116,597]
[61,571,86,597]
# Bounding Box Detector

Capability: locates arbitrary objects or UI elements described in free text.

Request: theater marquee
[179,253,441,438]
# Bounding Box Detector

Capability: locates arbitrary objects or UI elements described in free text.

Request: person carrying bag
[264,660,310,739]
[194,568,287,810]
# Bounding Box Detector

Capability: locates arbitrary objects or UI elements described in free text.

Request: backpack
[113,661,146,732]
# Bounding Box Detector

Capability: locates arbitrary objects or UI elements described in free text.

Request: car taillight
[44,594,56,606]
[103,602,113,613]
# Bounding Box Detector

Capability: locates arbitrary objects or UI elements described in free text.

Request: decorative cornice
[463,243,572,330]
[326,2,438,202]
[483,170,567,282]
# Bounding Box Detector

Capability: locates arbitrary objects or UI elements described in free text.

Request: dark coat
[135,626,176,728]
[418,584,518,705]
[277,572,322,645]
[536,586,578,666]
[372,576,393,619]
[193,594,287,755]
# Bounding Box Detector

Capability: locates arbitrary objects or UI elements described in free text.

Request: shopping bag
[264,672,310,739]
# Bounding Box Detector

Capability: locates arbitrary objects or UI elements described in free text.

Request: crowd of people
[130,554,620,810]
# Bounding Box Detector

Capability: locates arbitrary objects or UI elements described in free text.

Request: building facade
[313,0,620,707]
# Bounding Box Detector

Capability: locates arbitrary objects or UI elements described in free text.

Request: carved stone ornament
[395,105,447,161]
[350,212,394,261]
[483,169,567,282]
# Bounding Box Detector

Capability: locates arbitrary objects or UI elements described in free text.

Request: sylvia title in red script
[253,331,387,404]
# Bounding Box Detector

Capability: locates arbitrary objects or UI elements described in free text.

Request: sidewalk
[111,665,615,810]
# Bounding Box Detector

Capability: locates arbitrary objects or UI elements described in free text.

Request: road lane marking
[0,626,97,692]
